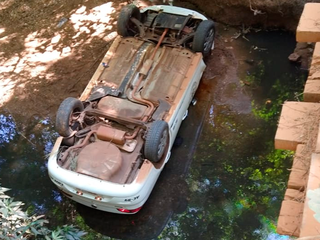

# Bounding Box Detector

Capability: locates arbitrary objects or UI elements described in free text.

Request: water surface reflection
[0,111,60,214]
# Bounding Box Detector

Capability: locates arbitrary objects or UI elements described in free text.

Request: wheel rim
[157,129,168,159]
[204,28,214,53]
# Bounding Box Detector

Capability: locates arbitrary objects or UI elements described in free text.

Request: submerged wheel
[192,20,215,57]
[55,97,84,137]
[117,5,141,37]
[144,120,169,163]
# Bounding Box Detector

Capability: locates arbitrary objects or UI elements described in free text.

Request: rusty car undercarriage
[48,4,214,213]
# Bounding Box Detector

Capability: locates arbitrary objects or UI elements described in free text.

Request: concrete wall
[275,3,320,238]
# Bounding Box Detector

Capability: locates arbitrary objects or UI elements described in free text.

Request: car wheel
[117,5,141,37]
[55,97,84,137]
[192,20,215,57]
[144,120,169,163]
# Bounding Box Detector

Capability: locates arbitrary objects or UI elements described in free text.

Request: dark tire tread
[55,97,84,137]
[192,20,215,57]
[117,5,141,37]
[144,120,169,163]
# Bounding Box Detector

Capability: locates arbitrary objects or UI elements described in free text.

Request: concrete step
[296,3,320,42]
[275,101,320,151]
[303,42,320,102]
[304,80,320,102]
[284,189,305,202]
[277,200,304,237]
[309,43,320,77]
[293,144,312,171]
[288,169,308,190]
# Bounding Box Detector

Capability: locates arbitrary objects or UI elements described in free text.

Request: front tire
[144,120,169,163]
[55,97,84,137]
[192,20,215,57]
[117,5,141,37]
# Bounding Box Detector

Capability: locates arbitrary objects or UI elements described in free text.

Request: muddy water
[0,27,306,239]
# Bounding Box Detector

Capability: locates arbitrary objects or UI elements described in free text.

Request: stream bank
[176,0,320,31]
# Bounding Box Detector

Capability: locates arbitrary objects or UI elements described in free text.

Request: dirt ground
[0,0,126,121]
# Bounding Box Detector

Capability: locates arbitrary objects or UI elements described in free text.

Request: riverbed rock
[288,52,301,62]
[288,42,314,69]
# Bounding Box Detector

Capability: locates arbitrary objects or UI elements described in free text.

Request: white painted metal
[141,5,208,20]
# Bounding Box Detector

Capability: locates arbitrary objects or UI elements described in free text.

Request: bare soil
[0,0,128,121]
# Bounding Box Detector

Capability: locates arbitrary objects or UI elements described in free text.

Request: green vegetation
[252,77,304,122]
[0,185,86,240]
[241,62,265,87]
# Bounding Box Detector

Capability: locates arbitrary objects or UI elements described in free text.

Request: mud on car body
[48,5,215,214]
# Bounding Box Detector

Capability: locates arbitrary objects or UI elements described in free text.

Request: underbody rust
[56,33,202,184]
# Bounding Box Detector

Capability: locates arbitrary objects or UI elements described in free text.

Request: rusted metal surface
[59,130,97,168]
[97,96,147,120]
[141,47,194,104]
[164,52,203,122]
[79,37,122,101]
[58,34,203,184]
[76,141,122,181]
[96,125,126,145]
[98,38,145,90]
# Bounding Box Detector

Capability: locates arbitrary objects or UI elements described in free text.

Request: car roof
[140,5,207,21]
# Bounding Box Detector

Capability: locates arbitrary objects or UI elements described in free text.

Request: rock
[296,42,309,50]
[288,52,301,62]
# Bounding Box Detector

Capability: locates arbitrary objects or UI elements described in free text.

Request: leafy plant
[0,185,86,240]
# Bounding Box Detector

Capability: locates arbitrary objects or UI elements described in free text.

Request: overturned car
[48,4,215,214]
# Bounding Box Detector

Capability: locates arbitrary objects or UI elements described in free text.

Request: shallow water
[0,28,306,239]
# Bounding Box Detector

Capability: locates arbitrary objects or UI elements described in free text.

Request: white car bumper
[48,137,163,214]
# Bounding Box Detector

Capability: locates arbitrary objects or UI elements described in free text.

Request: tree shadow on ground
[0,0,130,121]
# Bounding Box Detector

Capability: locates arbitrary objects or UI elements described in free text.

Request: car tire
[144,120,169,163]
[55,97,84,137]
[117,5,141,37]
[192,20,215,57]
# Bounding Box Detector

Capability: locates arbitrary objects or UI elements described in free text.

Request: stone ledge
[284,189,305,202]
[296,3,320,42]
[275,102,320,151]
[293,144,311,171]
[309,43,320,76]
[304,80,320,102]
[277,200,304,237]
[288,168,308,190]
